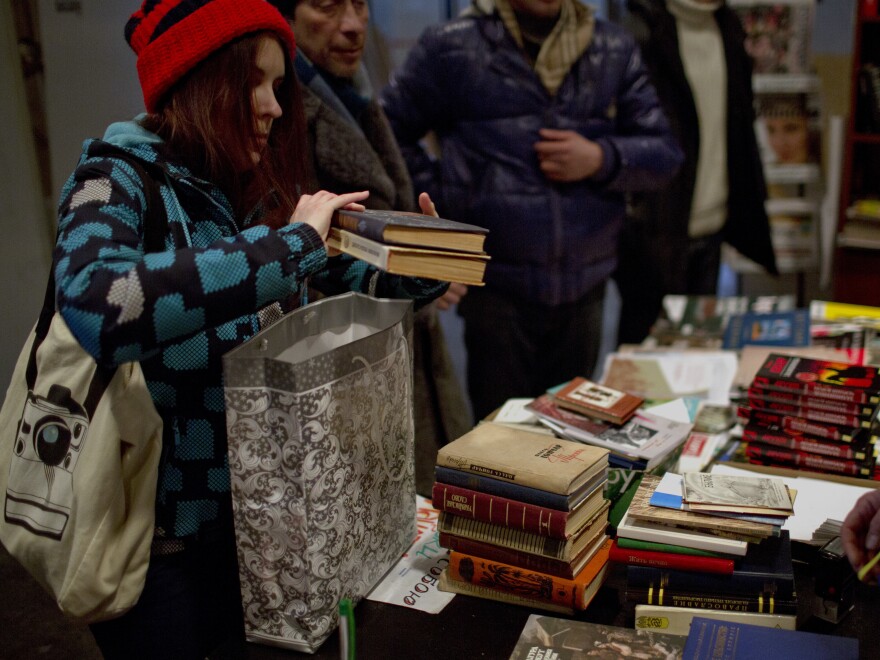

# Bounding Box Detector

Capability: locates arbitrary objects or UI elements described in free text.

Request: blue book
[722,309,811,350]
[626,531,794,599]
[683,616,858,659]
[433,465,605,510]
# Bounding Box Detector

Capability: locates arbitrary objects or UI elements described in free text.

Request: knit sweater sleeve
[53,154,327,366]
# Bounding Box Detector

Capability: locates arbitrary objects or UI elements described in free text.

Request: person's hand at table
[841,489,880,583]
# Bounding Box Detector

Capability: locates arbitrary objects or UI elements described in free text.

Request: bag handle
[26,145,168,415]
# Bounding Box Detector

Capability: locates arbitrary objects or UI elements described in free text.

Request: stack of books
[432,422,612,614]
[615,472,797,635]
[734,353,880,479]
[327,208,490,285]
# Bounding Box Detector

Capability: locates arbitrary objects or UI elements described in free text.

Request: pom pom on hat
[125,0,296,112]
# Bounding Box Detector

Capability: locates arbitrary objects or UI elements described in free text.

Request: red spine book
[737,406,864,442]
[747,385,876,417]
[746,444,874,477]
[742,425,871,461]
[445,539,612,610]
[432,481,574,538]
[746,397,869,428]
[608,540,734,574]
[753,354,880,403]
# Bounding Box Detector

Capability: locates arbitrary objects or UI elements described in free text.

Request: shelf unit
[833,11,880,305]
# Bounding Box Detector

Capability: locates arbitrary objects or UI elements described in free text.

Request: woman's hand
[289,190,369,246]
[842,490,880,583]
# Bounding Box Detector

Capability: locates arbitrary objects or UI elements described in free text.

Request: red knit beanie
[125,0,296,112]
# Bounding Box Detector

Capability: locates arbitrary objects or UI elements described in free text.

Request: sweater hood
[100,115,163,151]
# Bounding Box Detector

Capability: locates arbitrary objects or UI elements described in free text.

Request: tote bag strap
[26,147,168,414]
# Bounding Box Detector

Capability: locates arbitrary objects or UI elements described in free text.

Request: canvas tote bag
[223,292,417,652]
[0,150,164,621]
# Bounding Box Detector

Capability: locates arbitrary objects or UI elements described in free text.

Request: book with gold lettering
[436,422,609,495]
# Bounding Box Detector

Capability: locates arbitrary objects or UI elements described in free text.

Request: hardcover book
[738,406,868,442]
[634,605,796,637]
[430,478,606,539]
[754,353,880,402]
[433,464,606,511]
[741,425,873,461]
[610,540,735,574]
[616,511,749,557]
[627,587,797,614]
[436,422,609,495]
[722,309,811,350]
[526,395,692,471]
[553,377,644,425]
[682,616,858,660]
[743,396,873,428]
[746,385,878,417]
[445,538,612,610]
[616,537,732,559]
[332,208,488,253]
[327,228,489,286]
[626,532,795,600]
[437,500,610,563]
[509,614,686,660]
[745,443,875,478]
[437,570,575,615]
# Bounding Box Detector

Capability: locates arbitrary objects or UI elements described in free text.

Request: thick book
[609,540,734,574]
[753,353,880,403]
[437,569,575,615]
[722,309,810,350]
[747,385,877,418]
[327,228,489,286]
[626,474,778,541]
[626,531,795,600]
[745,443,875,478]
[509,613,686,660]
[526,395,692,471]
[433,464,606,511]
[737,406,868,442]
[445,538,612,610]
[744,396,873,428]
[553,377,644,425]
[332,207,488,254]
[682,616,858,660]
[617,511,749,556]
[436,422,609,495]
[634,604,796,637]
[437,499,610,563]
[430,478,606,539]
[627,586,797,614]
[741,425,873,461]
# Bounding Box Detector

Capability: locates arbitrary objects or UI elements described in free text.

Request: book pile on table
[432,422,612,614]
[327,208,490,285]
[734,352,880,480]
[614,472,797,635]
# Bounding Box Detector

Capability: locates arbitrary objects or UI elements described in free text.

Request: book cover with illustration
[729,0,815,75]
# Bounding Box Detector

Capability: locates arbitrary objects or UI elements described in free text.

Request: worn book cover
[755,353,880,401]
[682,616,858,659]
[553,377,644,425]
[436,422,609,495]
[626,474,779,540]
[681,472,792,511]
[332,208,488,253]
[327,228,489,285]
[508,613,686,660]
[446,538,612,610]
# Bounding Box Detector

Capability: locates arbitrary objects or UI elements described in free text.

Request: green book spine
[616,536,726,558]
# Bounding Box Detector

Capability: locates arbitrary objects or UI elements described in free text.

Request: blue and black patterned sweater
[53,118,446,540]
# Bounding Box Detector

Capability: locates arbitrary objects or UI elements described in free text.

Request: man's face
[507,0,564,19]
[292,0,368,79]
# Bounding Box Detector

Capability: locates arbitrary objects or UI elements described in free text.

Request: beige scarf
[495,0,595,96]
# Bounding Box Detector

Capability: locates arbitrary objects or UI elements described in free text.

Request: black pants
[89,526,244,660]
[458,283,605,422]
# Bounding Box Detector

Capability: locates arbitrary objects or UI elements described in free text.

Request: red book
[745,396,870,428]
[445,538,612,610]
[754,354,880,403]
[746,443,874,478]
[608,540,734,575]
[747,385,877,418]
[431,480,603,539]
[742,425,872,462]
[737,406,866,442]
[553,377,643,424]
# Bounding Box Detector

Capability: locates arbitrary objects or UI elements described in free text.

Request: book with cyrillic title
[634,604,796,637]
[327,227,489,285]
[553,377,644,425]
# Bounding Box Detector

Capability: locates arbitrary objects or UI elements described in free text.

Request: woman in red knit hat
[49,1,448,657]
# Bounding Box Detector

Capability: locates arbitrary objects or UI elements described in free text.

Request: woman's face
[764,115,810,164]
[250,36,286,165]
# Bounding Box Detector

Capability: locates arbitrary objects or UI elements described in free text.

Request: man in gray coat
[269,0,472,496]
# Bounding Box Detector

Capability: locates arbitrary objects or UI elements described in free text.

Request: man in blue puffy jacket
[381,0,683,421]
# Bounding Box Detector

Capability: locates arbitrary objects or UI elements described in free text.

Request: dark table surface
[214,547,880,660]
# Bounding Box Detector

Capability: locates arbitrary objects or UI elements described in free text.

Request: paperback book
[616,511,749,556]
[722,309,810,350]
[609,540,735,574]
[627,587,797,614]
[744,443,875,478]
[634,605,796,637]
[741,425,873,461]
[754,353,880,402]
[738,406,870,443]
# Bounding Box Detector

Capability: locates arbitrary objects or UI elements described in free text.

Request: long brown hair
[143,32,310,228]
